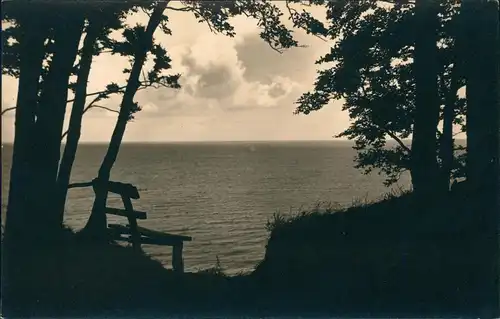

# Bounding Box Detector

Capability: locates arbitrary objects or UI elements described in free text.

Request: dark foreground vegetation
[3,186,497,318]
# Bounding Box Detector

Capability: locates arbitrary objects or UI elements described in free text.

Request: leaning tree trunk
[81,2,168,240]
[410,0,443,199]
[55,21,100,227]
[30,14,84,236]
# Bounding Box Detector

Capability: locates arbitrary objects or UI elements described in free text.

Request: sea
[1,141,411,274]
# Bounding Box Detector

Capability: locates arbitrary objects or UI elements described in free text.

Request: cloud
[2,5,348,143]
[268,82,288,98]
[234,20,331,85]
[134,30,308,118]
[181,54,241,99]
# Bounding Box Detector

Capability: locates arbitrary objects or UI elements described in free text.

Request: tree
[1,2,136,239]
[1,1,71,311]
[80,0,327,239]
[2,2,157,235]
[295,0,466,189]
[2,1,58,242]
[460,1,499,313]
[411,0,442,198]
[55,4,135,226]
[461,0,499,194]
[29,7,85,232]
[81,1,178,239]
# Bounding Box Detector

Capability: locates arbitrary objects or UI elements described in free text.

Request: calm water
[1,141,410,274]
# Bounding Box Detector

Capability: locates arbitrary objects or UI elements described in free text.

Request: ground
[2,188,498,317]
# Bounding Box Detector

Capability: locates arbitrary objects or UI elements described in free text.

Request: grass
[253,187,496,316]
[264,187,410,235]
[2,187,498,317]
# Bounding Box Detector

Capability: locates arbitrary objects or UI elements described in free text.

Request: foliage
[2,0,326,118]
[295,0,466,186]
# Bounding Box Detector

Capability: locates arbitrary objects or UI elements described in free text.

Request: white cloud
[2,5,346,143]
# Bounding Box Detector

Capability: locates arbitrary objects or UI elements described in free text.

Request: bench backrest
[92,179,140,199]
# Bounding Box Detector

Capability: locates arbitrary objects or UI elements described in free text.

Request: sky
[2,3,350,143]
[1,2,465,143]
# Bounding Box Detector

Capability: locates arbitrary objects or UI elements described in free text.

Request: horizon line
[2,139,350,145]
[1,138,467,145]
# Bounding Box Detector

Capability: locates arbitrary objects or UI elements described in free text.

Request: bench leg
[172,243,184,273]
[128,220,141,251]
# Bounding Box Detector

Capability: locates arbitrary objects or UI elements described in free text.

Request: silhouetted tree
[2,1,61,241]
[410,0,442,199]
[30,8,85,233]
[295,1,466,188]
[2,2,136,237]
[81,0,326,239]
[462,0,499,194]
[81,1,180,239]
[55,5,135,226]
[2,2,181,233]
[1,1,71,311]
[461,0,499,312]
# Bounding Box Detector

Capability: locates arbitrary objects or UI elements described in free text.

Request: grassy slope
[2,189,495,317]
[3,228,243,317]
[252,189,492,316]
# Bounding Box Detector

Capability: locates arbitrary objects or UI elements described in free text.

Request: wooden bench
[108,224,192,272]
[99,180,192,272]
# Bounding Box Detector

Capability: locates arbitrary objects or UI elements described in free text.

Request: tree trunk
[461,0,499,315]
[464,0,499,193]
[410,0,443,199]
[2,17,49,316]
[55,21,100,227]
[81,2,168,240]
[30,15,84,236]
[439,65,460,190]
[481,0,499,315]
[4,21,48,244]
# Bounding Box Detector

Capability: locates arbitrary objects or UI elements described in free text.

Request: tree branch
[285,0,328,43]
[66,86,127,103]
[356,72,411,154]
[1,106,16,116]
[67,181,93,189]
[383,129,412,154]
[141,7,152,18]
[60,79,159,140]
[86,105,120,114]
[191,7,215,33]
[61,95,118,140]
[165,6,192,12]
[3,79,158,117]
